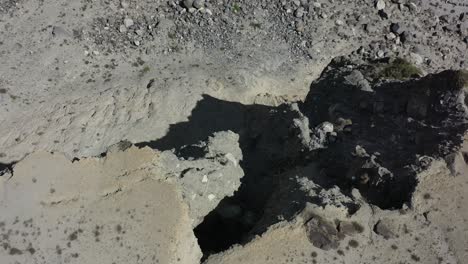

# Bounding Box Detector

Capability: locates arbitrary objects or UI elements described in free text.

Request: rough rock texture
[1,1,468,259]
[301,58,468,208]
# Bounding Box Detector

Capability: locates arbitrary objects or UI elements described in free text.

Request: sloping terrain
[1,0,468,264]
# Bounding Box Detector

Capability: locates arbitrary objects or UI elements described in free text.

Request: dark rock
[390,23,404,35]
[400,31,411,43]
[378,10,389,19]
[305,215,343,250]
[338,221,365,235]
[439,15,450,24]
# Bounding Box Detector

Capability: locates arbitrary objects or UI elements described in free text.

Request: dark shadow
[300,59,468,208]
[137,95,318,258]
[0,162,14,177]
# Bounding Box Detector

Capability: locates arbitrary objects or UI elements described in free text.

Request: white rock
[386,32,396,40]
[120,1,129,8]
[318,122,334,133]
[409,52,423,65]
[208,194,216,201]
[376,0,385,10]
[119,24,127,33]
[202,175,208,183]
[124,18,134,28]
[335,19,344,26]
[377,50,385,58]
[225,153,238,167]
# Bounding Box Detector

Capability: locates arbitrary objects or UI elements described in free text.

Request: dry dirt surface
[1,0,468,263]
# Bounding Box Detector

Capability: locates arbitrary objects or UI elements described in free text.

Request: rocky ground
[1,0,468,263]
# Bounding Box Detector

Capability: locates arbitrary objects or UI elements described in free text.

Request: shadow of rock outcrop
[137,57,468,258]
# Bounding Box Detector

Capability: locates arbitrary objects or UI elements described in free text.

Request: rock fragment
[390,23,403,35]
[373,219,396,239]
[445,152,466,176]
[193,0,204,9]
[124,18,134,28]
[375,0,385,10]
[305,215,342,250]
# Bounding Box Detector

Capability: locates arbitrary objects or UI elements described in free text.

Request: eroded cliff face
[1,59,467,264]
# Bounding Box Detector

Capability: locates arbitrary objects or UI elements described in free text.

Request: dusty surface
[0,0,467,163]
[1,0,468,263]
[1,148,202,264]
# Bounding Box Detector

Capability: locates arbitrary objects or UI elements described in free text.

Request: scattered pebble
[375,0,385,10]
[193,0,205,9]
[124,18,134,28]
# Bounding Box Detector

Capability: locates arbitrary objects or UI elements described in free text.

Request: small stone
[373,219,396,239]
[124,18,134,28]
[207,194,216,201]
[134,40,140,46]
[295,21,305,32]
[52,26,70,38]
[120,1,129,8]
[295,7,305,18]
[400,31,411,43]
[377,50,385,58]
[313,2,321,8]
[344,70,373,92]
[318,122,334,133]
[335,19,344,26]
[409,52,423,65]
[445,152,466,176]
[202,175,208,183]
[375,0,385,10]
[188,7,196,13]
[193,0,205,9]
[408,2,418,12]
[378,10,389,19]
[354,145,368,158]
[183,0,193,8]
[386,32,396,40]
[205,8,212,15]
[390,23,403,35]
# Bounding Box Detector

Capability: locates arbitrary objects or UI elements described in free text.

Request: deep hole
[193,195,256,260]
[193,150,284,260]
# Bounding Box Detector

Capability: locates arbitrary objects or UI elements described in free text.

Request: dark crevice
[136,58,468,259]
[0,161,16,177]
